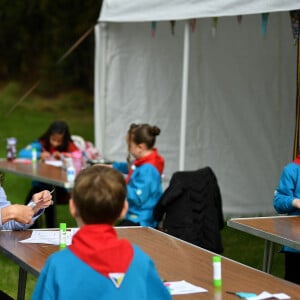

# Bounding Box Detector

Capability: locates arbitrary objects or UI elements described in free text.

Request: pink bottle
[71,150,83,173]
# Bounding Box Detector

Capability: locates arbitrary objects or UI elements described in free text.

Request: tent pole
[179,21,190,171]
[94,22,108,156]
[293,36,300,159]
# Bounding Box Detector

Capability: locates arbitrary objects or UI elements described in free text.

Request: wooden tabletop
[0,159,72,188]
[227,215,300,250]
[1,227,300,299]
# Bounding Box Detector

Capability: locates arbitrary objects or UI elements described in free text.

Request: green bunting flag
[211,17,218,37]
[261,13,269,38]
[151,21,157,38]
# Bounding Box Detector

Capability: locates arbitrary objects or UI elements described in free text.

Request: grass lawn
[0,82,285,299]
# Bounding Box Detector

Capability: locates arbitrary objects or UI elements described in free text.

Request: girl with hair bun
[113,123,165,227]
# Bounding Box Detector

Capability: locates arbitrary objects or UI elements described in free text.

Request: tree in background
[0,0,102,93]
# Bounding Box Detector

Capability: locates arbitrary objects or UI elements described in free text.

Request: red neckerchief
[126,148,164,184]
[69,224,133,277]
[40,140,78,153]
[294,156,300,166]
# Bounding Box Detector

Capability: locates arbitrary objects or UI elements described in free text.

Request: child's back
[32,166,170,300]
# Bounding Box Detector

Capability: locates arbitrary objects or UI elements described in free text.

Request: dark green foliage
[0,0,102,93]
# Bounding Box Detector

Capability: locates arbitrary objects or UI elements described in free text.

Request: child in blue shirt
[274,156,300,284]
[32,166,170,300]
[113,123,164,227]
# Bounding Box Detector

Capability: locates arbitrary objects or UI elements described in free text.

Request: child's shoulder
[46,247,74,266]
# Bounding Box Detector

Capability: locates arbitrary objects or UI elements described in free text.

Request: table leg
[263,240,274,273]
[17,267,27,300]
[45,187,57,228]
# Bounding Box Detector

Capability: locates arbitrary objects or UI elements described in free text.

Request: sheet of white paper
[164,280,207,295]
[19,229,79,246]
[246,291,290,300]
[44,160,63,167]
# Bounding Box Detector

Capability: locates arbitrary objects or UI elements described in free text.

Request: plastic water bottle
[32,147,37,163]
[6,137,17,161]
[66,159,76,183]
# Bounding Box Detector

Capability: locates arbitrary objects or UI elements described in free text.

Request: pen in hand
[28,188,55,208]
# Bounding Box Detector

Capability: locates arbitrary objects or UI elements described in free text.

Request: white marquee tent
[94,0,300,216]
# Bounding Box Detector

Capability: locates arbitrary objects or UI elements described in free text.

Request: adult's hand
[31,190,53,212]
[1,204,35,225]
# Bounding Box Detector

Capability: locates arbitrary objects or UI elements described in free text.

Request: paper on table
[19,229,79,246]
[164,280,207,295]
[44,160,63,167]
[246,291,290,300]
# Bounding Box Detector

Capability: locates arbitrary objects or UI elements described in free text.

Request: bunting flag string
[261,13,269,38]
[149,11,298,43]
[289,10,300,45]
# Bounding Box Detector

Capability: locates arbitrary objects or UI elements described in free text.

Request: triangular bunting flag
[289,10,300,45]
[261,13,269,38]
[237,15,242,24]
[170,20,176,35]
[151,21,157,38]
[211,17,218,37]
[189,19,196,32]
[109,273,125,288]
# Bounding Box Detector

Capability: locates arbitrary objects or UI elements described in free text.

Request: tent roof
[99,0,300,22]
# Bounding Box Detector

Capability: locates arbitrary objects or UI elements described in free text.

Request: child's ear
[119,199,128,219]
[69,198,77,218]
[138,143,147,152]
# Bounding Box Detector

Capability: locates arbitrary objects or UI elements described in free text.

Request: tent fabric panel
[99,0,300,22]
[94,13,297,216]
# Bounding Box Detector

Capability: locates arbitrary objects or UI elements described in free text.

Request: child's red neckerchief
[294,156,300,166]
[69,224,133,277]
[126,148,164,184]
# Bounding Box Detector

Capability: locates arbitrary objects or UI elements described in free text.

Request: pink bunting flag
[151,21,157,38]
[261,13,269,38]
[289,10,300,45]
